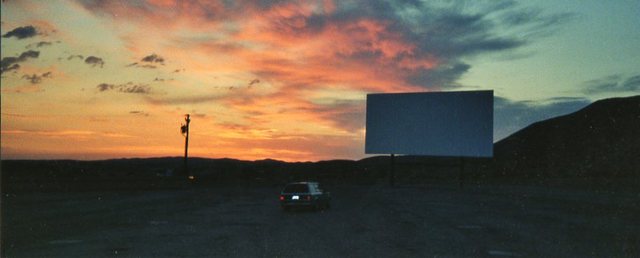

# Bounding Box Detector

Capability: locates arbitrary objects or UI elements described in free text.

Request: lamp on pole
[180,114,192,180]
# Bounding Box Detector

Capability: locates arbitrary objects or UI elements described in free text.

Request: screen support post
[459,156,465,189]
[389,154,396,186]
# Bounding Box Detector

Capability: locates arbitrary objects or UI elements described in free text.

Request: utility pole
[180,114,192,180]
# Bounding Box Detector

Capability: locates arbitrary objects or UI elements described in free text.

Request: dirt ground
[2,182,639,257]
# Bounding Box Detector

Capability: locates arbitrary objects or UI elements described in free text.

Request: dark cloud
[298,99,366,133]
[26,41,54,49]
[85,56,105,68]
[623,75,640,90]
[322,100,366,133]
[1,50,40,74]
[494,96,591,141]
[67,54,84,60]
[382,1,568,55]
[19,50,40,59]
[97,83,115,91]
[129,111,150,116]
[406,63,471,89]
[582,74,640,94]
[97,82,151,94]
[22,74,41,84]
[1,63,20,74]
[502,9,542,26]
[79,1,573,90]
[501,10,576,38]
[2,25,37,39]
[254,0,572,89]
[152,77,173,82]
[372,2,568,88]
[21,71,52,84]
[121,85,150,94]
[418,13,523,56]
[128,63,156,69]
[141,54,165,64]
[127,54,165,69]
[248,79,260,87]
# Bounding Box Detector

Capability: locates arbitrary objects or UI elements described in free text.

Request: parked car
[279,182,331,211]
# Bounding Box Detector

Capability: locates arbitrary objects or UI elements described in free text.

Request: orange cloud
[85,0,439,161]
[9,0,544,161]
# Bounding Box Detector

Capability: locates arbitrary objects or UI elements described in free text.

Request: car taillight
[279,195,285,201]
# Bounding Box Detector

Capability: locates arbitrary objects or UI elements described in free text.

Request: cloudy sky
[1,0,639,161]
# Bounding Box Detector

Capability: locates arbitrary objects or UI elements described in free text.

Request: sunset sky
[2,0,639,161]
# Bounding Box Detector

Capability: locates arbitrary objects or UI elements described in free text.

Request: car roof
[286,181,319,185]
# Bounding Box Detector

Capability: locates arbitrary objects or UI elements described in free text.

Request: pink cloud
[63,0,536,161]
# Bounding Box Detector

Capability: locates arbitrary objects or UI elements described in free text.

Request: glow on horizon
[2,0,639,161]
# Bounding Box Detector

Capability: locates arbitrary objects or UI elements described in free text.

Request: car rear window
[283,184,309,193]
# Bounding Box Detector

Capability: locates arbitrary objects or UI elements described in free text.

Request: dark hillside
[494,95,640,179]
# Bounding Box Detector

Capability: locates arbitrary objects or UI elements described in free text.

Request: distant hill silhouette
[493,95,640,179]
[2,95,639,192]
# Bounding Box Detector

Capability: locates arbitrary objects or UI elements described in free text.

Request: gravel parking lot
[3,183,639,257]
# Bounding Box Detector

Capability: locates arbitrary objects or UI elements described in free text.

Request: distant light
[188,175,195,180]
